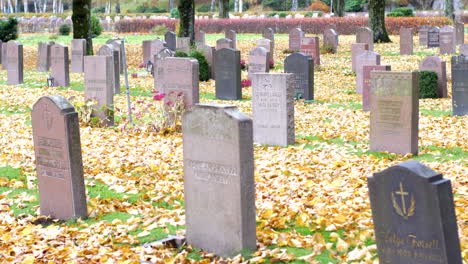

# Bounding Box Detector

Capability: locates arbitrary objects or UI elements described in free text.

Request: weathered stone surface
[150,39,166,63]
[257,38,273,65]
[289,28,304,51]
[451,55,468,116]
[32,95,87,220]
[248,47,269,80]
[216,38,233,50]
[97,44,120,94]
[400,28,413,55]
[370,71,419,155]
[262,27,275,53]
[106,39,124,74]
[71,39,86,73]
[323,28,338,53]
[84,56,114,126]
[37,42,52,72]
[215,48,241,100]
[252,73,295,146]
[176,37,190,53]
[419,56,447,98]
[195,31,205,45]
[356,51,381,94]
[50,44,70,87]
[356,27,373,51]
[300,37,320,66]
[284,52,314,100]
[455,22,464,45]
[439,26,456,54]
[225,30,237,49]
[182,103,256,257]
[165,31,177,51]
[428,27,440,48]
[460,44,468,56]
[6,41,23,85]
[154,57,199,107]
[362,65,391,111]
[418,25,429,46]
[142,40,152,64]
[368,160,462,264]
[351,43,368,72]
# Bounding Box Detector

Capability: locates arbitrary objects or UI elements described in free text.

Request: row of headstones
[31,95,463,263]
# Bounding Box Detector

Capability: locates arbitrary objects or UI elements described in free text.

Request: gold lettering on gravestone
[391,182,415,220]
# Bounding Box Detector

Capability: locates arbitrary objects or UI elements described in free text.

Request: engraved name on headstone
[427,27,440,48]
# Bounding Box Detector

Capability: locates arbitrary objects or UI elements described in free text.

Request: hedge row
[115,17,451,34]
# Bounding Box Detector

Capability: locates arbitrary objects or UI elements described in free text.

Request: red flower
[241,79,252,88]
[166,100,174,106]
[153,93,166,101]
[131,73,138,78]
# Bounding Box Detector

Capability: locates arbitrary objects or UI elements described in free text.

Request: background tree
[445,0,454,21]
[218,0,228,18]
[368,0,391,43]
[332,0,344,16]
[178,0,195,45]
[72,0,93,55]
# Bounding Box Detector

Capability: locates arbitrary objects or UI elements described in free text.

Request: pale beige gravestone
[154,57,199,107]
[252,73,295,146]
[97,44,120,94]
[356,51,381,93]
[37,42,53,72]
[50,43,70,87]
[323,28,338,53]
[176,37,190,53]
[71,39,86,73]
[225,30,237,49]
[262,27,275,58]
[150,39,166,64]
[300,37,320,66]
[418,26,429,46]
[400,28,413,55]
[370,71,419,155]
[356,27,374,51]
[419,56,447,98]
[216,38,233,50]
[257,38,273,64]
[84,56,114,126]
[142,40,152,64]
[182,104,256,257]
[106,39,124,74]
[6,41,23,85]
[439,26,456,55]
[32,95,87,220]
[351,43,368,72]
[248,47,269,80]
[289,28,304,51]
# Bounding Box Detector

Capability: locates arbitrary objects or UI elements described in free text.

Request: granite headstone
[6,41,23,85]
[356,51,381,94]
[50,44,70,87]
[71,39,86,73]
[351,43,368,72]
[284,52,314,100]
[451,55,468,116]
[97,44,120,94]
[356,27,374,51]
[439,26,456,54]
[215,48,241,100]
[400,28,413,55]
[300,37,320,66]
[225,30,237,49]
[289,28,304,51]
[248,47,269,80]
[419,56,447,98]
[427,27,440,48]
[362,65,391,111]
[165,31,176,51]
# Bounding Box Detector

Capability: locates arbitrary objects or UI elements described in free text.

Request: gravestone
[216,38,233,50]
[176,37,190,53]
[182,104,256,257]
[370,71,419,155]
[154,57,199,107]
[84,55,114,126]
[356,51,381,94]
[439,26,456,54]
[97,44,120,94]
[248,47,269,80]
[142,40,152,64]
[351,43,368,72]
[106,39,124,74]
[225,30,237,49]
[460,44,468,56]
[257,38,273,65]
[418,25,429,46]
[195,31,205,45]
[455,22,464,45]
[300,37,320,66]
[289,28,304,51]
[215,48,241,100]
[37,42,52,72]
[165,31,176,51]
[197,43,215,79]
[427,27,440,48]
[400,28,413,55]
[284,52,314,100]
[32,95,87,220]
[323,28,338,53]
[252,73,295,146]
[356,27,374,51]
[150,39,166,63]
[368,160,462,264]
[262,27,275,52]
[71,39,86,73]
[6,41,23,85]
[362,65,391,111]
[50,44,70,87]
[419,56,447,98]
[451,55,468,116]
[1,41,7,70]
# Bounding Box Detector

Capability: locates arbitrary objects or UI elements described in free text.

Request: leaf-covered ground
[0,33,466,264]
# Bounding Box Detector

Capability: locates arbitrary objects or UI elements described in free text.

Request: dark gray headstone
[215,48,241,100]
[451,55,468,116]
[427,27,440,48]
[182,103,256,257]
[262,28,275,62]
[284,52,314,100]
[142,40,152,64]
[97,44,120,94]
[165,31,176,51]
[32,95,87,220]
[368,160,462,264]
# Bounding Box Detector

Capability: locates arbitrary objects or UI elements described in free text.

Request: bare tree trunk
[105,0,110,13]
[33,0,37,12]
[23,0,28,12]
[73,0,93,55]
[7,0,14,13]
[239,0,242,12]
[42,0,47,12]
[291,0,298,11]
[115,0,120,13]
[218,0,228,18]
[333,0,344,16]
[234,0,238,12]
[369,0,391,43]
[210,0,215,12]
[169,0,174,11]
[178,0,195,45]
[52,0,56,13]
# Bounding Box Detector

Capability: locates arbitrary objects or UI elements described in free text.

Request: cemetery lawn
[0,33,466,263]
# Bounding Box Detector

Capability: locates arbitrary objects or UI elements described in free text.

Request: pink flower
[131,73,138,78]
[139,63,145,68]
[153,93,166,101]
[241,79,252,88]
[152,90,159,94]
[166,100,174,106]
[177,91,184,97]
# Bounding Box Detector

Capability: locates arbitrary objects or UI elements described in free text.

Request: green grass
[0,166,26,185]
[420,108,451,117]
[87,181,144,203]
